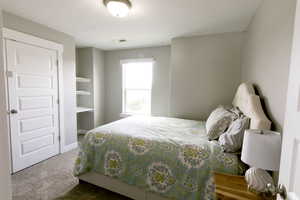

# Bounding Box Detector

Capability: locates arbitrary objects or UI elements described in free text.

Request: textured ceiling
[0,0,262,50]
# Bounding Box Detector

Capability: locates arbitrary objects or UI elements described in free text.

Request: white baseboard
[62,142,78,153]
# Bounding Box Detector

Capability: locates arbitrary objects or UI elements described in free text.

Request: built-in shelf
[78,129,88,135]
[76,107,94,113]
[76,77,91,83]
[76,90,91,96]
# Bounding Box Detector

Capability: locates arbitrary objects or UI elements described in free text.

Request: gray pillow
[219,116,250,153]
[206,106,237,140]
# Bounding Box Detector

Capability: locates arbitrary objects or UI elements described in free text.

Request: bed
[75,83,271,200]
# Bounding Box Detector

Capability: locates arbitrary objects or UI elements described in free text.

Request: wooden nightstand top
[214,172,266,200]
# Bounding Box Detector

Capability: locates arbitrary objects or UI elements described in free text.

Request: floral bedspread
[74,116,245,200]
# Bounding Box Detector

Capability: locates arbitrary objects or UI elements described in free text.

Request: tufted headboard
[232,83,271,130]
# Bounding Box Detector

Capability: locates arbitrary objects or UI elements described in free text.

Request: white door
[278,0,300,199]
[6,39,60,173]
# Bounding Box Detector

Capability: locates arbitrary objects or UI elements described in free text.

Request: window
[122,59,154,115]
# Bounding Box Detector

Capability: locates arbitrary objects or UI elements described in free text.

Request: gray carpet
[12,147,130,200]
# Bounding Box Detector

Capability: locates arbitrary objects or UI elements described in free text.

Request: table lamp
[241,130,281,193]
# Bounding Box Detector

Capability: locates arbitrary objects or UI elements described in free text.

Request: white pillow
[219,116,250,153]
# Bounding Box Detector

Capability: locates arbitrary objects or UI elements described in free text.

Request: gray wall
[93,48,105,126]
[104,46,171,123]
[170,32,244,120]
[2,12,77,145]
[0,10,12,200]
[241,0,296,131]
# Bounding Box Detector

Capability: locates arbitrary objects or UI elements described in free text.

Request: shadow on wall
[253,84,282,132]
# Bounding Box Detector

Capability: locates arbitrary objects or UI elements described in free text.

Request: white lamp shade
[241,130,281,171]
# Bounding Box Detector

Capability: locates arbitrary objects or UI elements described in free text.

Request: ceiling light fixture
[103,0,132,18]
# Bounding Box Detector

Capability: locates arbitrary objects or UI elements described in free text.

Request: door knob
[266,183,287,199]
[10,109,18,114]
[277,184,287,200]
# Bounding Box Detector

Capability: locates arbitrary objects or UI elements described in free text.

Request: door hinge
[57,99,60,104]
[58,135,61,141]
[56,60,59,66]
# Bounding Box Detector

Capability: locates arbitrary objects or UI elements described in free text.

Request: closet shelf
[76,107,94,113]
[76,77,91,83]
[76,90,91,96]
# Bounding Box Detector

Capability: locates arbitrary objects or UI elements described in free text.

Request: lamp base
[245,167,274,193]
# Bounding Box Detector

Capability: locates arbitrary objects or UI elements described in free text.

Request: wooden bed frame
[79,83,271,200]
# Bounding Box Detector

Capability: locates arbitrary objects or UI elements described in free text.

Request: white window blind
[122,59,154,115]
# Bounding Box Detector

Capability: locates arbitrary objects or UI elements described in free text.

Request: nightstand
[214,172,270,200]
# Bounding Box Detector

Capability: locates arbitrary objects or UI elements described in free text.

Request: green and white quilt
[74,116,245,200]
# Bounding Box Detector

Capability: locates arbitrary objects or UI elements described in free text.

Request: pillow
[230,106,243,117]
[219,116,250,153]
[206,106,237,140]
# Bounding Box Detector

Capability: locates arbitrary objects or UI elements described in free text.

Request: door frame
[2,28,66,162]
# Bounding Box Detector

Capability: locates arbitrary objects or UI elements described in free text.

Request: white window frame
[121,58,155,117]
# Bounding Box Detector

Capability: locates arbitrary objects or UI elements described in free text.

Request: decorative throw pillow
[206,106,237,140]
[219,116,250,153]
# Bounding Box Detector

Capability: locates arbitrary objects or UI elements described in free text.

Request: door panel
[289,138,300,195]
[19,96,53,110]
[278,0,300,198]
[12,44,54,74]
[21,134,54,155]
[6,39,60,172]
[17,74,54,89]
[19,116,53,133]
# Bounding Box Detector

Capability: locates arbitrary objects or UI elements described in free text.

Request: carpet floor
[12,148,131,200]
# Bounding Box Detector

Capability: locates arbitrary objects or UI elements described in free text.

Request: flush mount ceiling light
[103,0,132,18]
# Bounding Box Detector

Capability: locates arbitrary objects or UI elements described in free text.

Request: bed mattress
[74,116,246,200]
